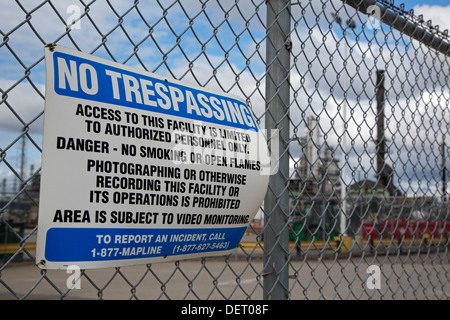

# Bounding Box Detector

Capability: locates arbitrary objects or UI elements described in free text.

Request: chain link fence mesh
[0,0,448,300]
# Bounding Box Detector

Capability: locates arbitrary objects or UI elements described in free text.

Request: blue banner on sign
[44,227,247,262]
[52,51,258,131]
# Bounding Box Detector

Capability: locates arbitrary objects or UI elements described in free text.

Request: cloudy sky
[0,0,449,197]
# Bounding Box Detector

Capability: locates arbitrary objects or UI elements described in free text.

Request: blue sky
[0,0,449,196]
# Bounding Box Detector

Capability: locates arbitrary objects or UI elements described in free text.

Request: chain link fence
[0,0,448,300]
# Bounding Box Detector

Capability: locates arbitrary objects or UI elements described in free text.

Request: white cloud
[413,4,450,32]
[0,79,44,134]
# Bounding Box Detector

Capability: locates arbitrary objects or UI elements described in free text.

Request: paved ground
[1,245,448,300]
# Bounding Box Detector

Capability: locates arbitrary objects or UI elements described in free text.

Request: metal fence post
[263,0,291,300]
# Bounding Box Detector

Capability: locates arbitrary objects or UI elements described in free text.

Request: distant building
[0,165,40,226]
[295,116,340,195]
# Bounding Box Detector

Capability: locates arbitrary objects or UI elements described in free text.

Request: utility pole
[332,12,356,237]
[442,137,447,201]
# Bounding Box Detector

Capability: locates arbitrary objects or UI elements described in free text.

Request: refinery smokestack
[375,70,398,196]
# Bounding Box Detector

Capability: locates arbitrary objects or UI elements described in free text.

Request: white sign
[36,45,270,269]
